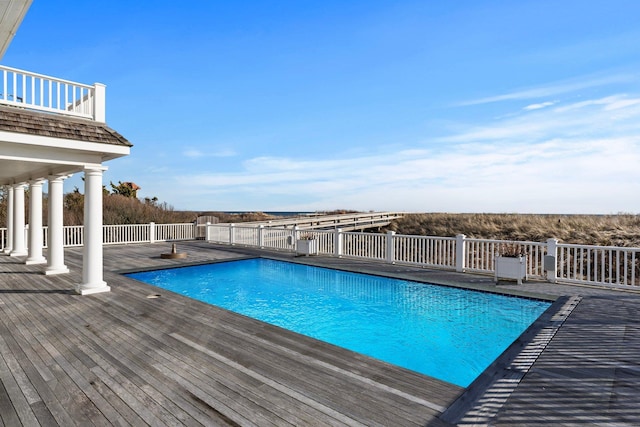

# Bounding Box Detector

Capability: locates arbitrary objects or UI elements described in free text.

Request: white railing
[262,228,295,250]
[103,224,150,245]
[234,226,261,246]
[342,232,387,260]
[63,225,84,247]
[464,238,547,279]
[204,224,640,290]
[555,243,640,287]
[207,225,232,244]
[155,223,196,242]
[0,65,105,121]
[57,223,195,247]
[394,234,457,269]
[312,230,335,255]
[4,222,640,290]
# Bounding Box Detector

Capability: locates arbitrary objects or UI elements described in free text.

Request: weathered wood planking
[2,241,640,425]
[0,242,464,426]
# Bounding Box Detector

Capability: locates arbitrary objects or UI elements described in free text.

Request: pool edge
[439,294,580,424]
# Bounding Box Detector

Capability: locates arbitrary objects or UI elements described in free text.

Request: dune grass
[385,213,640,247]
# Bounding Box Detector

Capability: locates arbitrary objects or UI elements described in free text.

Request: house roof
[0,0,32,59]
[122,181,141,190]
[0,104,133,147]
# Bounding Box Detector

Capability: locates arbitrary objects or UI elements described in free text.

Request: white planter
[296,239,318,256]
[495,256,527,284]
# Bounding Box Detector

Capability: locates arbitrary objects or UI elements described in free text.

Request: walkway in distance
[219,211,405,232]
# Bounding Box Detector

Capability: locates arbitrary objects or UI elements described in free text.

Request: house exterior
[0,1,132,295]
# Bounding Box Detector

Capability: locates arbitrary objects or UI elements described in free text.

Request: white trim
[0,130,130,157]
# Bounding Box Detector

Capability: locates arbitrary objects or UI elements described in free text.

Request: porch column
[26,179,46,265]
[3,186,13,254]
[10,183,27,257]
[76,166,109,295]
[45,175,69,275]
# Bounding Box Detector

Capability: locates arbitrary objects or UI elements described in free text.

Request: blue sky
[4,0,640,213]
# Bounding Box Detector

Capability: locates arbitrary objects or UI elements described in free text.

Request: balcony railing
[0,65,105,122]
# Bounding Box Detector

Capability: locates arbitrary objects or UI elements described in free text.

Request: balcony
[0,1,131,295]
[0,64,105,122]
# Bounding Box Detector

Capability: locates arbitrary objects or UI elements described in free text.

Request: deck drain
[146,294,161,299]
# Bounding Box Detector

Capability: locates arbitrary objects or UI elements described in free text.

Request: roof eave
[0,0,33,59]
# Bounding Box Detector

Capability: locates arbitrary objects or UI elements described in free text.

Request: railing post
[456,234,466,272]
[205,222,211,242]
[229,223,235,245]
[335,228,343,258]
[386,231,396,264]
[149,222,156,243]
[259,225,265,249]
[293,226,300,252]
[545,238,558,283]
[93,83,106,123]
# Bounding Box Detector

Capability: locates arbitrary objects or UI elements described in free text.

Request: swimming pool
[127,258,550,387]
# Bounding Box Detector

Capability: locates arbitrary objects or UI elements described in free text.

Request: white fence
[1,223,196,251]
[205,224,640,290]
[555,242,640,287]
[0,65,105,121]
[2,222,640,290]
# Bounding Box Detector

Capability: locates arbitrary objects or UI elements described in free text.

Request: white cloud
[165,91,640,213]
[523,101,555,111]
[183,148,236,158]
[183,149,204,158]
[458,73,636,106]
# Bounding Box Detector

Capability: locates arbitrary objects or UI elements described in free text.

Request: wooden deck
[1,241,640,426]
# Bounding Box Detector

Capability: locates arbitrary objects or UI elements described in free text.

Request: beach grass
[385,213,640,247]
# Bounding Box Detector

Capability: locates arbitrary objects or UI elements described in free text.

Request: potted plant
[495,242,527,284]
[296,232,318,256]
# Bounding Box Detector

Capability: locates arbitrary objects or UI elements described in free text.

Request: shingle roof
[0,104,132,147]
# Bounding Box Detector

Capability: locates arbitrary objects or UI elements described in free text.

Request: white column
[46,175,69,275]
[26,180,46,265]
[3,186,13,254]
[77,166,110,295]
[10,184,27,256]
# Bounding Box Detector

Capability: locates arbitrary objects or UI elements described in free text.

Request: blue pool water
[126,258,550,387]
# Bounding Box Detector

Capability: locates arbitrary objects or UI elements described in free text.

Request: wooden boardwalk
[1,241,640,425]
